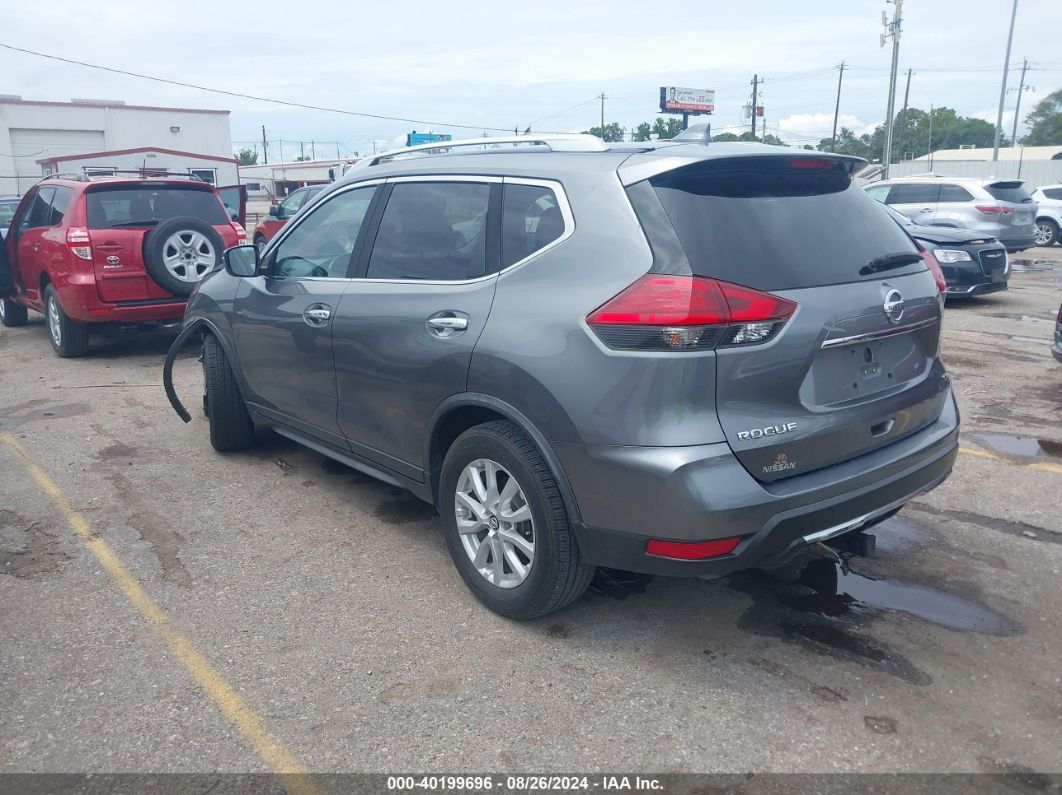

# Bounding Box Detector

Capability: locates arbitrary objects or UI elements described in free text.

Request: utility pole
[336,142,341,159]
[261,125,268,165]
[599,92,606,135]
[993,0,1019,160]
[897,68,913,162]
[300,141,305,160]
[311,140,316,160]
[831,61,846,151]
[880,0,903,177]
[750,74,760,137]
[928,104,934,169]
[1010,57,1031,146]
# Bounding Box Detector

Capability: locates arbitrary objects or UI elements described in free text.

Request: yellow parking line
[959,445,1062,475]
[0,433,323,795]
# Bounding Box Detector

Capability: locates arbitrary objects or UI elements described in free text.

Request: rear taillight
[586,274,797,351]
[975,204,1014,216]
[921,249,947,293]
[230,222,247,242]
[66,227,92,261]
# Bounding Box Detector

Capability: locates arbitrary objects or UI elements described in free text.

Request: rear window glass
[985,182,1033,204]
[642,157,922,291]
[85,186,227,229]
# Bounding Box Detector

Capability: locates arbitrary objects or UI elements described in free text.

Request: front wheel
[440,420,594,620]
[254,234,268,256]
[202,334,255,451]
[44,286,89,357]
[0,297,29,327]
[1035,219,1059,247]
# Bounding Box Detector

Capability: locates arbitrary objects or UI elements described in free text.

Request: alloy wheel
[162,230,216,282]
[455,458,536,589]
[1035,222,1054,246]
[47,297,61,346]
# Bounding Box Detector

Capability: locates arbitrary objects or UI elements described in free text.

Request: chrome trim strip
[800,471,948,545]
[820,317,938,349]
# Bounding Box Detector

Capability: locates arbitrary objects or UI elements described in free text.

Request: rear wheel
[254,234,267,256]
[439,420,594,619]
[202,333,255,451]
[0,297,28,327]
[1035,219,1059,247]
[44,286,89,357]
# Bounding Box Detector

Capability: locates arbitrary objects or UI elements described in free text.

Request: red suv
[0,174,245,356]
[252,185,324,254]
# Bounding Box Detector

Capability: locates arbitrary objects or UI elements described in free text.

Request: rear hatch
[984,180,1036,234]
[85,183,233,303]
[629,153,949,483]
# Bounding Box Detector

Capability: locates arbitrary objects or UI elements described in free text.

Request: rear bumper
[560,389,959,577]
[56,279,185,323]
[997,232,1037,252]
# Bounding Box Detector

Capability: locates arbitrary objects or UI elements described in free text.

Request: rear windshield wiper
[860,252,923,276]
[108,219,161,228]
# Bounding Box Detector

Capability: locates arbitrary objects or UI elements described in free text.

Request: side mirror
[267,205,280,218]
[224,245,260,277]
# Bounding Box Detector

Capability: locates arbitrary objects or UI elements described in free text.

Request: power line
[0,41,514,133]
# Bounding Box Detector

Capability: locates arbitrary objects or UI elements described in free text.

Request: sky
[3,0,1060,161]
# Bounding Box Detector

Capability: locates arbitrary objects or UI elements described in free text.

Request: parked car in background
[880,204,1009,297]
[865,176,1038,252]
[0,173,245,357]
[165,133,958,619]
[1031,184,1062,247]
[0,196,20,239]
[252,185,325,254]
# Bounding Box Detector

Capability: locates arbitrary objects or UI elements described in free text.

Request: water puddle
[971,433,1062,460]
[789,558,1020,636]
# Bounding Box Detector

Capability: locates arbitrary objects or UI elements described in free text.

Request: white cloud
[774,112,866,145]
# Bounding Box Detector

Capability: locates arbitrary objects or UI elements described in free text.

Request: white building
[0,97,233,195]
[239,158,356,199]
[37,146,239,187]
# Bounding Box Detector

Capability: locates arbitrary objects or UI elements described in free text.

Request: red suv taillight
[975,204,1014,216]
[230,222,247,243]
[66,227,92,261]
[586,274,797,351]
[920,249,947,293]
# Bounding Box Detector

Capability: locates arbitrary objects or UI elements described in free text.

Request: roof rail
[363,133,608,167]
[41,172,89,182]
[42,169,207,182]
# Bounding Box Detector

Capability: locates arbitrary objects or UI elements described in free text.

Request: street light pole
[992,0,1019,161]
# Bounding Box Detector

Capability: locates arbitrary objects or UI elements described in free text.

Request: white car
[1032,184,1062,247]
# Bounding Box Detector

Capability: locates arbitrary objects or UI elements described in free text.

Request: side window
[502,183,564,267]
[864,185,890,204]
[271,185,376,278]
[278,190,306,217]
[367,181,490,281]
[47,186,74,226]
[1043,188,1062,200]
[938,184,974,203]
[22,187,55,229]
[886,183,940,205]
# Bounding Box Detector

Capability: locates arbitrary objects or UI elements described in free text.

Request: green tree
[1021,88,1062,146]
[819,108,1003,163]
[651,117,684,139]
[713,130,787,146]
[235,147,258,165]
[633,122,652,142]
[583,122,627,142]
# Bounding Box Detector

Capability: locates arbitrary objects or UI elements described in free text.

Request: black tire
[43,285,89,357]
[1036,218,1059,247]
[143,216,224,296]
[202,333,255,452]
[439,420,595,620]
[0,297,28,327]
[253,234,267,256]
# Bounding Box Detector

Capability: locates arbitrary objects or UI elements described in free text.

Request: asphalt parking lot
[1,250,1061,779]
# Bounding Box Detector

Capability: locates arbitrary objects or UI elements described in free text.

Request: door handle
[303,304,332,327]
[426,313,469,338]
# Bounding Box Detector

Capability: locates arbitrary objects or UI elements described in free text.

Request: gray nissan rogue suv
[164,131,959,619]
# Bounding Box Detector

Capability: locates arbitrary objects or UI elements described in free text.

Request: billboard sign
[660,86,715,114]
[407,131,452,147]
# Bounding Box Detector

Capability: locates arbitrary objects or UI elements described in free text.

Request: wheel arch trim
[426,393,583,527]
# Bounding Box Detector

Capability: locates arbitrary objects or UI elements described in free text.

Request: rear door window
[367,182,491,280]
[985,182,1033,204]
[85,186,228,228]
[885,183,940,205]
[501,183,564,267]
[639,156,922,291]
[938,184,974,203]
